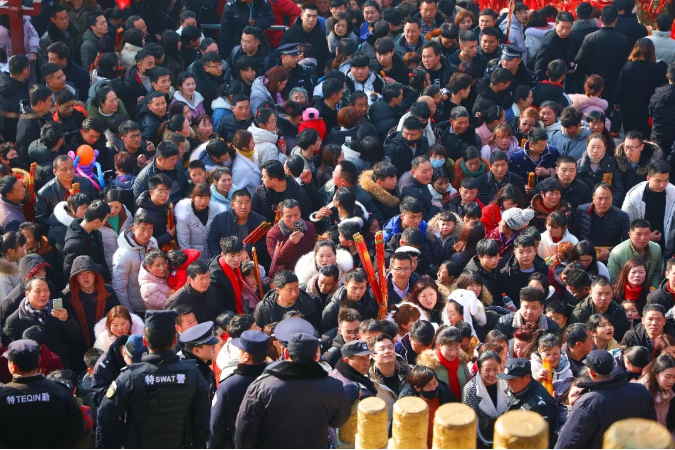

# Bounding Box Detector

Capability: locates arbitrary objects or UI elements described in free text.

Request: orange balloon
[77,145,95,166]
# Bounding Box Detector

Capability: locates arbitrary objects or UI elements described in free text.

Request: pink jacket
[476,123,494,146]
[139,265,172,310]
[568,94,612,130]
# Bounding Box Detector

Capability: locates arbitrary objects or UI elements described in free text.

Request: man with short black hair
[465,238,501,300]
[0,55,31,143]
[0,176,26,228]
[265,199,317,272]
[17,85,54,169]
[647,13,675,65]
[531,60,572,108]
[46,42,89,102]
[423,40,457,88]
[219,0,274,58]
[385,116,428,178]
[448,31,482,72]
[369,83,404,141]
[533,155,591,210]
[574,183,630,257]
[395,319,434,364]
[649,257,675,310]
[476,151,526,204]
[479,26,502,63]
[399,157,439,220]
[179,26,202,66]
[495,285,559,338]
[165,261,224,323]
[395,17,426,57]
[29,121,66,190]
[534,12,576,82]
[473,67,513,114]
[81,12,108,71]
[63,200,111,283]
[622,303,675,350]
[346,52,385,94]
[323,268,380,332]
[316,78,342,133]
[555,349,656,449]
[228,26,274,76]
[369,334,411,395]
[323,308,361,367]
[614,0,648,51]
[496,235,550,308]
[254,270,322,330]
[253,160,312,222]
[34,154,97,225]
[371,38,408,85]
[570,276,632,341]
[38,6,80,69]
[132,141,189,201]
[609,219,663,288]
[280,4,330,70]
[124,49,155,102]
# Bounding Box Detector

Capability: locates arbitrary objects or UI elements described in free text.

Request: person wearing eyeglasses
[369,334,411,396]
[387,252,415,307]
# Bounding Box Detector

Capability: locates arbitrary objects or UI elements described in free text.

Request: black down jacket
[649,84,675,159]
[573,203,630,248]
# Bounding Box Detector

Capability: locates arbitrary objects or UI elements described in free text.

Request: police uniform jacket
[505,379,558,447]
[235,360,352,449]
[0,374,83,448]
[96,350,211,449]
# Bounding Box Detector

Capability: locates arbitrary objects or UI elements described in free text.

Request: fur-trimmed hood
[416,347,470,368]
[358,170,400,208]
[93,312,144,351]
[294,248,354,285]
[385,301,431,323]
[52,201,76,227]
[445,282,493,307]
[0,257,18,277]
[615,141,663,176]
[427,211,463,242]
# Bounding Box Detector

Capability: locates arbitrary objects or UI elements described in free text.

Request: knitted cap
[502,207,535,231]
[302,107,320,122]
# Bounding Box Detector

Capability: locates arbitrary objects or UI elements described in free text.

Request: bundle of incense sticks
[269,241,284,277]
[251,247,265,299]
[25,163,36,222]
[374,231,388,319]
[353,233,382,305]
[244,222,272,244]
[274,202,283,224]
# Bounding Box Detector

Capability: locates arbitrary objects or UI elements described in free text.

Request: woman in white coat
[100,189,133,273]
[230,130,262,196]
[175,183,224,261]
[248,108,287,168]
[0,231,25,301]
[462,350,508,447]
[294,240,354,285]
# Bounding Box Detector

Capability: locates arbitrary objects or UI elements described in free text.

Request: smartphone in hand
[52,298,63,310]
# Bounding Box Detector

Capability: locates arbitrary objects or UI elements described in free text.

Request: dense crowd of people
[1,0,675,447]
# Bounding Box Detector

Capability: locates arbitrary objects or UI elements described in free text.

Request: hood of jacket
[248,124,278,145]
[251,76,273,99]
[615,141,663,175]
[427,211,463,241]
[136,190,166,214]
[358,170,400,208]
[138,264,168,286]
[69,254,101,280]
[173,90,205,113]
[17,254,48,285]
[569,94,608,112]
[0,257,18,277]
[116,225,158,252]
[475,77,500,102]
[52,201,76,227]
[0,72,28,97]
[211,96,232,111]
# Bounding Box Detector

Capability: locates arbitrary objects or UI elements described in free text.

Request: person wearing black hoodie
[190,51,228,115]
[531,59,572,109]
[62,200,112,284]
[0,55,30,143]
[252,160,313,221]
[472,67,513,115]
[280,4,331,72]
[16,86,54,170]
[385,116,429,178]
[63,256,119,362]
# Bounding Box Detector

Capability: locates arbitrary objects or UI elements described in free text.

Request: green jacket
[86,101,130,130]
[569,296,631,342]
[607,240,662,289]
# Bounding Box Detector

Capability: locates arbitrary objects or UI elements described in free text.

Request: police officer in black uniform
[484,44,539,100]
[0,339,83,448]
[95,310,211,449]
[179,321,219,396]
[499,358,558,446]
[278,44,316,101]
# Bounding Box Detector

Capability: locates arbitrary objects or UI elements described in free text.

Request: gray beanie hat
[502,207,535,231]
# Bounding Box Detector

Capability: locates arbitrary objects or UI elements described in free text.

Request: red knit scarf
[624,283,643,302]
[551,235,563,243]
[540,202,559,214]
[436,347,461,400]
[219,256,244,314]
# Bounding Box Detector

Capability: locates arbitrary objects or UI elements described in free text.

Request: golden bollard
[432,403,477,449]
[356,397,388,449]
[338,400,359,446]
[603,418,674,449]
[389,397,429,449]
[493,410,548,449]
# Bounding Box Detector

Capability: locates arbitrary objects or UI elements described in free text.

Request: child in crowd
[430,210,460,257]
[588,313,618,351]
[545,301,569,339]
[447,177,483,217]
[110,151,137,191]
[167,249,201,293]
[139,249,172,310]
[240,261,262,315]
[188,160,209,189]
[622,299,640,323]
[538,211,578,260]
[428,167,455,211]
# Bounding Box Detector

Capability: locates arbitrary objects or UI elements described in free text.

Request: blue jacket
[507,143,560,186]
[383,215,428,244]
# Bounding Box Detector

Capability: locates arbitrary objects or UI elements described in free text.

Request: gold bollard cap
[432,403,477,449]
[494,410,548,449]
[391,397,429,449]
[357,397,388,450]
[603,418,674,449]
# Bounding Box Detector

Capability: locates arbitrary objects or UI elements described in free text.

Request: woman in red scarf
[613,257,650,315]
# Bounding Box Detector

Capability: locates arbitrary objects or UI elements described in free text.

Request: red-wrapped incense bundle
[167,203,175,229]
[374,231,388,319]
[274,202,283,224]
[269,241,283,278]
[353,233,382,305]
[244,222,272,244]
[252,247,265,299]
[25,162,36,222]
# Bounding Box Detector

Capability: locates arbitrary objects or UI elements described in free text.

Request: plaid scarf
[18,297,51,325]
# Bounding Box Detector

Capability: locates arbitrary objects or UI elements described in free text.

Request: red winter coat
[480,203,502,233]
[168,248,201,291]
[266,221,317,275]
[298,118,327,141]
[266,0,301,48]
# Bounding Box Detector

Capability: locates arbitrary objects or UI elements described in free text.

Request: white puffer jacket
[139,264,172,310]
[93,312,145,351]
[0,257,19,301]
[111,227,158,313]
[100,205,133,274]
[231,151,262,196]
[175,198,224,262]
[294,248,355,285]
[248,125,286,168]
